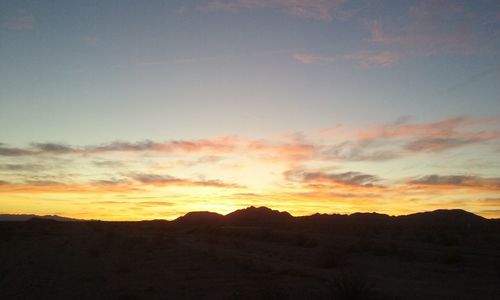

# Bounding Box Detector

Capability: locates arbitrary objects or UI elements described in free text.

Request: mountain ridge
[0,207,491,224]
[0,214,81,222]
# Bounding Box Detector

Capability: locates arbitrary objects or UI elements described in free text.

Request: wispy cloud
[91,178,131,186]
[1,14,35,30]
[409,174,500,191]
[293,50,401,67]
[343,51,401,67]
[1,116,499,165]
[321,116,500,161]
[128,173,243,188]
[293,53,336,64]
[285,169,381,187]
[204,0,347,21]
[0,164,44,172]
[366,1,498,56]
[0,144,35,156]
[31,143,75,154]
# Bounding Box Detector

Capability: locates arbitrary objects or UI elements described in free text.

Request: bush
[330,270,374,300]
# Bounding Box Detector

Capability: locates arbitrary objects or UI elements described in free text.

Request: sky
[1,0,499,220]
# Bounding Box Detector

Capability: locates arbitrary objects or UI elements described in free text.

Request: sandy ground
[0,220,499,299]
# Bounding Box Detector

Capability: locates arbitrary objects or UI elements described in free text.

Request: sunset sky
[1,0,499,220]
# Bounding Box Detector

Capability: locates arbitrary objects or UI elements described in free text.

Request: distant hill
[225,206,293,226]
[172,207,489,229]
[398,209,485,225]
[0,214,80,222]
[1,208,491,227]
[175,211,224,225]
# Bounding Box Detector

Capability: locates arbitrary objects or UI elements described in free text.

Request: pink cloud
[358,116,500,141]
[2,116,499,162]
[321,116,500,161]
[365,1,485,55]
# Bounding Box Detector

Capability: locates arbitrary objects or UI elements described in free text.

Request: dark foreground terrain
[1,207,499,299]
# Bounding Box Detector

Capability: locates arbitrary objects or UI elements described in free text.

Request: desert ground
[0,207,499,299]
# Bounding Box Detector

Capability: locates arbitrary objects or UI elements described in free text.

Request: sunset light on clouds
[1,0,499,220]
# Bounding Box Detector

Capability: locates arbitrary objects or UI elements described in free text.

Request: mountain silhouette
[175,211,225,225]
[170,207,490,228]
[399,209,485,225]
[0,208,492,227]
[225,206,293,226]
[0,214,80,222]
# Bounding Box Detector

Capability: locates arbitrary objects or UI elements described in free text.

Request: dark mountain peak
[348,212,392,224]
[225,206,293,226]
[175,211,224,225]
[401,209,485,224]
[0,214,79,222]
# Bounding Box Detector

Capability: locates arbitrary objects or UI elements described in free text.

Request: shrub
[330,270,374,300]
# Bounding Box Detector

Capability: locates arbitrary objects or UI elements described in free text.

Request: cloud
[1,14,35,30]
[293,53,336,64]
[24,180,66,187]
[323,140,401,161]
[1,116,498,165]
[343,51,401,67]
[409,174,500,190]
[275,0,347,21]
[0,164,44,172]
[92,160,126,168]
[91,178,131,186]
[322,116,500,160]
[0,145,35,156]
[247,140,317,161]
[405,137,480,152]
[0,180,140,194]
[136,201,174,207]
[129,173,243,188]
[31,143,76,154]
[355,116,500,141]
[205,0,347,21]
[0,137,317,164]
[89,138,238,154]
[0,138,240,156]
[293,51,401,67]
[285,169,381,187]
[366,1,499,56]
